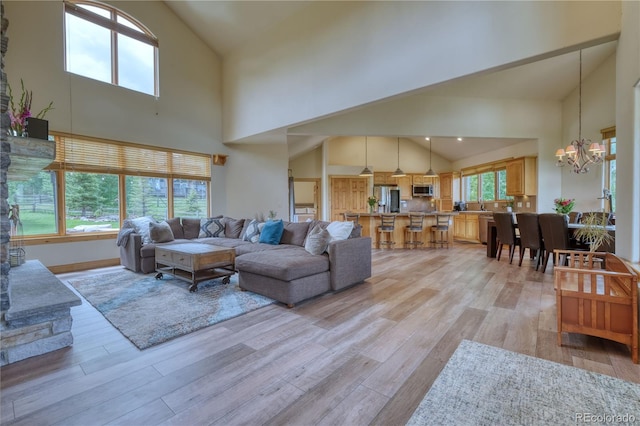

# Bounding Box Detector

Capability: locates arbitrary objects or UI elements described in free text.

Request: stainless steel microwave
[412,184,433,197]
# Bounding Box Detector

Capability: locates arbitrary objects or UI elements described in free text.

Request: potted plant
[367,196,378,213]
[505,199,514,212]
[573,212,614,252]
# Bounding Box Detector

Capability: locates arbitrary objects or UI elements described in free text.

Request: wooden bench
[554,249,638,363]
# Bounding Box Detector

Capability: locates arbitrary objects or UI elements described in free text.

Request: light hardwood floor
[1,244,638,425]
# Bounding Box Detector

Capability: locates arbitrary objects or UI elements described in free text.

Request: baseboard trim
[48,258,121,274]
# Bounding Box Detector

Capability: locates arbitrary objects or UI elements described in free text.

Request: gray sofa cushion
[198,237,251,249]
[139,238,192,258]
[166,217,184,239]
[236,248,329,281]
[182,218,202,239]
[224,217,245,239]
[280,221,310,246]
[235,242,294,256]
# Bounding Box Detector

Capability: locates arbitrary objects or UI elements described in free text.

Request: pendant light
[424,137,437,177]
[391,137,405,177]
[359,136,373,176]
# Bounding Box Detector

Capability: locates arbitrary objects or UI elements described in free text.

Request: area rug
[68,270,275,350]
[407,340,640,425]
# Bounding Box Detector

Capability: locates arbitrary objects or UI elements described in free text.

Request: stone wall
[1,4,11,317]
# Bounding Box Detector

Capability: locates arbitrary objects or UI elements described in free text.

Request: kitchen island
[357,211,492,248]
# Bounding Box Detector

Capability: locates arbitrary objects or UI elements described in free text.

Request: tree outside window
[65,172,119,233]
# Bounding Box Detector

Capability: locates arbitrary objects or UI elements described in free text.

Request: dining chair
[377,214,396,248]
[493,212,520,264]
[538,213,572,273]
[567,211,582,224]
[516,213,544,270]
[404,212,425,248]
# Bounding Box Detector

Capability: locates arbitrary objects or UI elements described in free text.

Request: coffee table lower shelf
[155,265,235,292]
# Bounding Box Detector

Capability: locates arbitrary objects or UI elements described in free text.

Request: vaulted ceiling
[165,1,617,162]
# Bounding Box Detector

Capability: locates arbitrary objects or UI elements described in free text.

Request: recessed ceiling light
[425,137,430,141]
[457,137,463,142]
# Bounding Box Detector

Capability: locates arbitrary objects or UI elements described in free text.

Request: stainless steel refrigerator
[374,185,400,213]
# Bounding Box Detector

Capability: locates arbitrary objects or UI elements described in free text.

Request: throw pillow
[280,221,310,246]
[181,218,202,239]
[224,217,245,239]
[149,221,175,243]
[243,219,265,243]
[199,217,225,238]
[349,223,362,239]
[326,221,354,242]
[166,217,184,239]
[259,219,284,245]
[304,223,331,255]
[129,216,156,245]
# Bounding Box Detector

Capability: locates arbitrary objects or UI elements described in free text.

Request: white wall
[4,1,224,267]
[614,0,640,262]
[560,53,616,213]
[223,1,621,142]
[223,143,290,221]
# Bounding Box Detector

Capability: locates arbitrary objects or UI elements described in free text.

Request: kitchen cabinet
[438,172,454,211]
[453,213,480,242]
[330,177,369,221]
[506,157,537,196]
[396,175,412,200]
[373,172,395,185]
[412,174,436,185]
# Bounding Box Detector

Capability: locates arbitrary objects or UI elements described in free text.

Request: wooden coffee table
[155,243,236,292]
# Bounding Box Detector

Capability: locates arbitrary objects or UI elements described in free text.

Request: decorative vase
[506,206,512,213]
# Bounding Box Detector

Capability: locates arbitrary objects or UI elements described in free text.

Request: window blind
[49,133,211,180]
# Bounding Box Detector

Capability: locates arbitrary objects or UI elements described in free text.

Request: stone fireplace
[0,5,81,366]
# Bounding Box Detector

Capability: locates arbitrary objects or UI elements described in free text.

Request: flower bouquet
[367,196,378,213]
[8,79,54,136]
[553,198,575,215]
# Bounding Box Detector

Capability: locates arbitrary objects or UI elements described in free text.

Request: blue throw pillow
[259,219,284,245]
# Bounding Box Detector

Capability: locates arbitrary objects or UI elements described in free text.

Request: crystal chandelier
[555,50,605,174]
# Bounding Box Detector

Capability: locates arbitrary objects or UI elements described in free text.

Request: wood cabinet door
[374,172,393,185]
[397,175,412,200]
[412,174,424,185]
[439,173,453,200]
[465,215,479,241]
[330,177,369,221]
[453,216,466,238]
[506,159,524,196]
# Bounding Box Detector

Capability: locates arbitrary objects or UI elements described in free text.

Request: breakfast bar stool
[431,214,451,249]
[377,214,396,249]
[404,213,425,248]
[343,212,360,226]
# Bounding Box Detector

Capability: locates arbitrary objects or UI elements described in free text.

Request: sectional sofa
[118,216,372,307]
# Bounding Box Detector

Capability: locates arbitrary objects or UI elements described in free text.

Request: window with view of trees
[64,0,158,96]
[462,167,508,203]
[65,172,119,233]
[11,133,211,238]
[8,171,58,236]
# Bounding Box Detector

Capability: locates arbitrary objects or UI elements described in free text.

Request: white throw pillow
[129,216,155,245]
[326,221,354,242]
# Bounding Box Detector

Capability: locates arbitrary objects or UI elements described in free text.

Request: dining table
[486,218,616,257]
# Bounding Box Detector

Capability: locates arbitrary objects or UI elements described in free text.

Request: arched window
[64,0,159,96]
